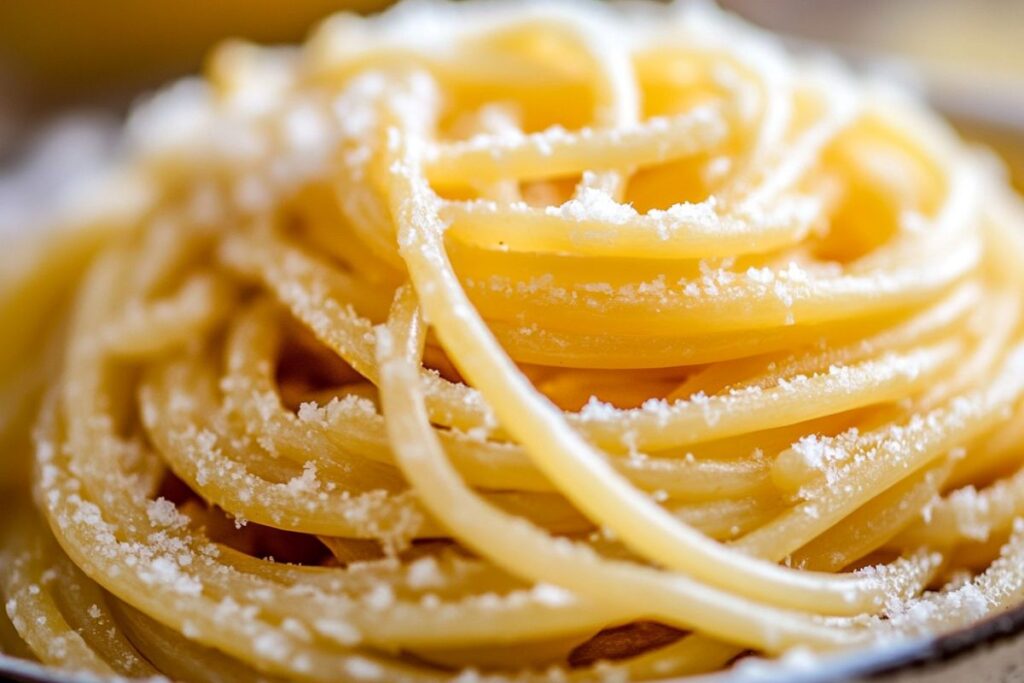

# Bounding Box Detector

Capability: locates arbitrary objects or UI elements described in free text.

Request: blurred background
[0,0,1021,184]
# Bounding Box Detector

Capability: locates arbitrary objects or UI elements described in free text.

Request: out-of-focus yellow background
[0,1,387,102]
[0,0,1021,183]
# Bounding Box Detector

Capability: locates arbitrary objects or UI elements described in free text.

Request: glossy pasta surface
[3,1,1024,681]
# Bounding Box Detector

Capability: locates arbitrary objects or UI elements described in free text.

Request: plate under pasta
[2,1,1024,681]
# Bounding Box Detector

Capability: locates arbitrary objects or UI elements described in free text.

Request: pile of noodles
[3,1,1024,681]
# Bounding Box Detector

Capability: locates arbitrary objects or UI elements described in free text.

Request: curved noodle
[2,1,1024,680]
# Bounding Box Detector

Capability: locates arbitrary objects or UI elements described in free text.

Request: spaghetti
[3,1,1024,680]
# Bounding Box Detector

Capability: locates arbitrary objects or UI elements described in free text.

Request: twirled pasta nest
[3,1,1024,681]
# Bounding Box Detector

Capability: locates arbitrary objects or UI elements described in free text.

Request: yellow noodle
[1,1,1024,680]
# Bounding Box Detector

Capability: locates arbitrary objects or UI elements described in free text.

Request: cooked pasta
[3,1,1024,680]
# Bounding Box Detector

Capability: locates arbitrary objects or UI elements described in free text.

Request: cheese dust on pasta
[3,1,1024,680]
